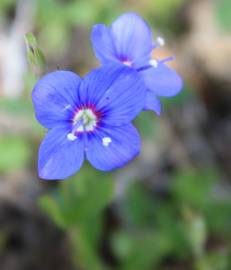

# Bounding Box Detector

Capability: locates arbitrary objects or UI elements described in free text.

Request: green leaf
[181,207,207,257]
[39,166,113,270]
[122,182,156,228]
[206,249,230,270]
[38,195,67,228]
[205,198,231,235]
[172,169,217,209]
[112,230,172,270]
[39,165,114,228]
[70,225,107,270]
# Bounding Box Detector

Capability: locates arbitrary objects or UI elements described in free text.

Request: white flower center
[73,108,97,132]
[67,108,98,141]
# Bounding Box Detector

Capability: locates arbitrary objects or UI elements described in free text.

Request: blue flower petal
[86,124,140,171]
[32,71,81,128]
[111,13,153,67]
[144,90,161,115]
[38,124,85,180]
[81,64,146,125]
[91,24,118,64]
[80,64,123,105]
[140,63,183,97]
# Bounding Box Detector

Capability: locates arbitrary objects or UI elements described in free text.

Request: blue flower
[91,12,183,115]
[32,64,145,180]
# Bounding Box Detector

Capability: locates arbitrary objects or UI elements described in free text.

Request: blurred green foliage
[216,0,231,32]
[0,99,34,175]
[135,111,158,139]
[0,136,30,173]
[0,97,42,174]
[0,97,32,115]
[39,168,231,270]
[36,0,124,56]
[39,166,114,269]
[4,0,185,60]
[161,85,195,108]
[39,166,114,228]
[0,0,15,18]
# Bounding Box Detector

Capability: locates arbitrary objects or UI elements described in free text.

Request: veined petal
[91,24,118,64]
[32,71,81,128]
[111,13,152,66]
[144,90,161,115]
[86,124,140,171]
[81,64,145,125]
[38,124,85,180]
[140,63,183,97]
[80,64,124,105]
[97,67,145,125]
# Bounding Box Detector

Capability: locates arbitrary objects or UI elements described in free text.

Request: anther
[67,133,77,141]
[149,59,158,68]
[102,137,112,147]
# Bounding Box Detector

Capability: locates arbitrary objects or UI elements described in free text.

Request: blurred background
[0,0,231,269]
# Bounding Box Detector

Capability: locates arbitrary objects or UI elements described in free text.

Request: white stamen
[149,59,158,68]
[156,36,165,46]
[102,137,112,147]
[67,133,77,141]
